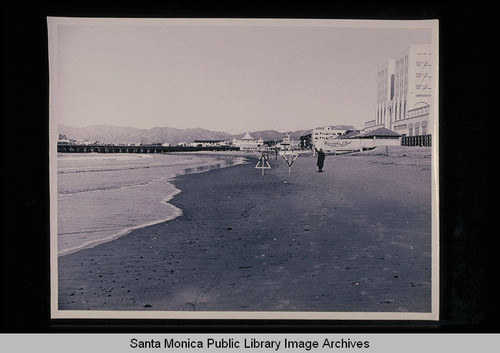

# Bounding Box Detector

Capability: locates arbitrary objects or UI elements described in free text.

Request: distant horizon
[50,18,433,135]
[57,122,356,136]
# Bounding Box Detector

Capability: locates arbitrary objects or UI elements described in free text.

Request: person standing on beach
[315,147,326,172]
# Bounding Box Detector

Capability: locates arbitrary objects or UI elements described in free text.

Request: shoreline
[57,153,252,256]
[57,146,432,314]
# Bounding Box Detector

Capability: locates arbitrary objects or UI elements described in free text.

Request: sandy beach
[58,146,432,313]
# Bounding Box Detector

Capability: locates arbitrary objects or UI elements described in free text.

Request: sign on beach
[281,152,299,174]
[255,153,272,175]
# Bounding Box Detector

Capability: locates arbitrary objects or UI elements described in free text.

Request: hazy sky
[54,19,432,134]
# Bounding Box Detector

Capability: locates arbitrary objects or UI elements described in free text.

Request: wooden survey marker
[255,153,272,175]
[281,153,299,174]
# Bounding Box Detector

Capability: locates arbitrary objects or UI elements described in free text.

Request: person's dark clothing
[315,148,325,172]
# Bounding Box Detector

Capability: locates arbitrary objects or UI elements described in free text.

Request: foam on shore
[57,153,250,256]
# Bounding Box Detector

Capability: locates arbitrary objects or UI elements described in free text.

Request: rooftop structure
[232,132,264,151]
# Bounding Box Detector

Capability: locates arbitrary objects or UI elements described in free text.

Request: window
[390,74,395,100]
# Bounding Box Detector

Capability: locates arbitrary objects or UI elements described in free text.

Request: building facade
[190,140,230,147]
[365,44,434,139]
[232,132,264,151]
[277,133,300,150]
[312,126,347,149]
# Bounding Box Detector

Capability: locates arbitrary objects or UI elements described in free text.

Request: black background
[1,1,499,333]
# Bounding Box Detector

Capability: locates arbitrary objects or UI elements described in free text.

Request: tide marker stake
[255,152,271,176]
[281,153,299,174]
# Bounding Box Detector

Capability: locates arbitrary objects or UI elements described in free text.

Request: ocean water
[57,152,247,256]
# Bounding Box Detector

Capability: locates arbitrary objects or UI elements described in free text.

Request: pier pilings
[57,144,240,153]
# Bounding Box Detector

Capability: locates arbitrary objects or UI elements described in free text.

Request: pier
[57,144,240,153]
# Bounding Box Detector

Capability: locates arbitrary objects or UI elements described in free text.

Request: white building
[57,138,73,145]
[232,132,264,151]
[365,44,434,139]
[315,127,401,154]
[190,140,229,147]
[277,133,300,150]
[75,139,95,145]
[312,126,347,149]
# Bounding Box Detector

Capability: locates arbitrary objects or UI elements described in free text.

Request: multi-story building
[312,126,347,149]
[365,44,434,142]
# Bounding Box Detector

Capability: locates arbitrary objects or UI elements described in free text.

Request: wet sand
[58,146,432,313]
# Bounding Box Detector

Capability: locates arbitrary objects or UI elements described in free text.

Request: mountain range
[58,124,354,145]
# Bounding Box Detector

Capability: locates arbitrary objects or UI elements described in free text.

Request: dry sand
[58,146,432,313]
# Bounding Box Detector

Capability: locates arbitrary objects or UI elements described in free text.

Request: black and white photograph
[48,18,439,320]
